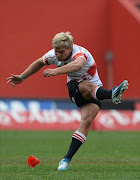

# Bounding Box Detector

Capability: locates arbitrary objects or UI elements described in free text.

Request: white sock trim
[92,86,100,100]
[72,131,86,143]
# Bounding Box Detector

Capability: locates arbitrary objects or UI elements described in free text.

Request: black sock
[96,87,112,100]
[65,138,82,160]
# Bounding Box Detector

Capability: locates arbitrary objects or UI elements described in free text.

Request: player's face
[54,46,72,61]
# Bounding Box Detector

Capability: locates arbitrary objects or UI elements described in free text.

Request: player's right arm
[6,57,45,87]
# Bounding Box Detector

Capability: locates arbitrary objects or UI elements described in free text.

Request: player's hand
[6,74,23,87]
[43,68,57,77]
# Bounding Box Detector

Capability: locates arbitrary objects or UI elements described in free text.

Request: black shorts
[67,80,102,108]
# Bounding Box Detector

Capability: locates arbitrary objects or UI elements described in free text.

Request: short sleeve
[42,49,56,65]
[43,54,49,65]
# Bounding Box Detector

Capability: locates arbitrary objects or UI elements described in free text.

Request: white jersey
[43,44,102,86]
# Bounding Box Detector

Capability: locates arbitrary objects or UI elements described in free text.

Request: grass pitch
[0,131,140,180]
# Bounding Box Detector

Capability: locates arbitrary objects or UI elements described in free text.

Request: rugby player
[7,32,128,170]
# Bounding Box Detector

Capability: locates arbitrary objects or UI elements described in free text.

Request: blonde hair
[52,31,73,49]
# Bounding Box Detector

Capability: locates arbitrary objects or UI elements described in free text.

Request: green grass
[0,131,140,180]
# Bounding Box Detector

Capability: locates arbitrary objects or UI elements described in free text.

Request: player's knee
[79,81,96,99]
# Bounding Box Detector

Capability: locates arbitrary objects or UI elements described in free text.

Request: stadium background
[0,0,140,130]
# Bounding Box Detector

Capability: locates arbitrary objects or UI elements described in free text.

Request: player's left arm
[43,57,86,77]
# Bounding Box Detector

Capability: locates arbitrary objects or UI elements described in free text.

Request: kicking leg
[79,80,129,104]
[58,79,129,170]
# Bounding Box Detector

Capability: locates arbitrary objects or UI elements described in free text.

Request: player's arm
[56,57,86,75]
[43,57,86,77]
[7,57,45,87]
[20,57,45,79]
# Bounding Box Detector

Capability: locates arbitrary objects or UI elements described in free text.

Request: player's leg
[79,80,129,104]
[58,103,100,171]
[77,103,100,136]
[78,80,112,100]
[58,79,129,170]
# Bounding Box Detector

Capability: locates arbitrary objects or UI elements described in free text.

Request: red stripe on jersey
[73,52,87,61]
[87,62,97,77]
[44,57,49,65]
